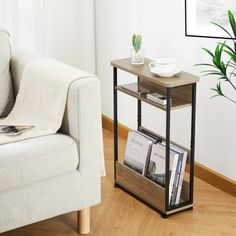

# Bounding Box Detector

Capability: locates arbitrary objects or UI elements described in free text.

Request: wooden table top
[111,58,199,88]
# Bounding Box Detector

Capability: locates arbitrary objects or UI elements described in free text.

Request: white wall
[0,0,96,73]
[1,0,235,180]
[95,0,236,180]
[42,0,96,73]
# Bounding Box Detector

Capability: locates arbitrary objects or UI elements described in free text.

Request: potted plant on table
[197,10,236,104]
[131,34,144,65]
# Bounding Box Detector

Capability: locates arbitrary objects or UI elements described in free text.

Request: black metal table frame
[113,67,197,216]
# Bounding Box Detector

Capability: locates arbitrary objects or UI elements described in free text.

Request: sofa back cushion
[0,28,14,117]
[10,48,40,94]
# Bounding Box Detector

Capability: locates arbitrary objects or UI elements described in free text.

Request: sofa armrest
[10,48,105,177]
[60,77,105,177]
[10,47,40,94]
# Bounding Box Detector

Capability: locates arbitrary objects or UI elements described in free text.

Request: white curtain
[0,0,96,73]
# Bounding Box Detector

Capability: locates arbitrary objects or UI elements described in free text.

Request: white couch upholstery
[0,28,14,116]
[0,29,104,234]
[0,134,78,192]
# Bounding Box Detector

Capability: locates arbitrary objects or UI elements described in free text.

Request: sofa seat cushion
[0,134,79,192]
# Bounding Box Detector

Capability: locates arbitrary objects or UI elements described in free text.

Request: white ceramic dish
[150,67,181,77]
[149,58,177,73]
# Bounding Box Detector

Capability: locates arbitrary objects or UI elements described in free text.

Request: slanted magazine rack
[111,58,199,217]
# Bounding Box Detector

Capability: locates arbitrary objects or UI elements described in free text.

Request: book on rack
[169,144,188,205]
[146,142,183,205]
[124,130,154,175]
[124,128,188,206]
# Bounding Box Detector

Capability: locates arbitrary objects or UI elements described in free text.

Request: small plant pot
[131,48,144,65]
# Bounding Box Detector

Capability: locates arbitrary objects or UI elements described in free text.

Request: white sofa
[0,29,104,234]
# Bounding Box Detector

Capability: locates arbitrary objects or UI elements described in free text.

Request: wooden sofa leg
[77,208,90,234]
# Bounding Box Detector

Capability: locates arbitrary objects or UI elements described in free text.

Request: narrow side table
[111,58,199,217]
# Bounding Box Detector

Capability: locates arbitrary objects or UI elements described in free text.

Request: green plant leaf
[211,84,224,98]
[219,42,235,53]
[230,72,236,77]
[216,82,224,95]
[211,88,218,92]
[227,64,236,68]
[210,88,221,97]
[194,63,217,68]
[132,34,142,52]
[213,56,221,68]
[214,44,220,61]
[219,41,226,55]
[218,76,228,80]
[224,50,236,64]
[202,72,224,77]
[220,61,226,75]
[210,93,222,99]
[201,69,222,74]
[212,22,233,38]
[228,60,236,66]
[132,34,136,48]
[202,48,214,58]
[225,59,232,70]
[228,10,236,38]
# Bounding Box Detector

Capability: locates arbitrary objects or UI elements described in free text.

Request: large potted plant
[197,10,236,104]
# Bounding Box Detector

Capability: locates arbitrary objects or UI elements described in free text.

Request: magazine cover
[146,142,181,204]
[124,131,153,175]
[0,125,34,136]
[146,143,175,186]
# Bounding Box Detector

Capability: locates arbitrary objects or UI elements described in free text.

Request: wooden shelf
[116,85,192,111]
[116,161,191,215]
[111,58,199,88]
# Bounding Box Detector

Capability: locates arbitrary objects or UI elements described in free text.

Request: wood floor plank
[1,129,236,235]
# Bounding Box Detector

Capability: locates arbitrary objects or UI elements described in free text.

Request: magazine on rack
[169,144,188,205]
[124,131,154,175]
[146,142,182,205]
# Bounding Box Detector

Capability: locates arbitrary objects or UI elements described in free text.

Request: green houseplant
[131,34,144,65]
[197,10,236,104]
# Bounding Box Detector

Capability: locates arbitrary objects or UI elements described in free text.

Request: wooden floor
[2,129,236,236]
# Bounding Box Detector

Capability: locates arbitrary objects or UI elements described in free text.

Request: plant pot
[131,48,144,65]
